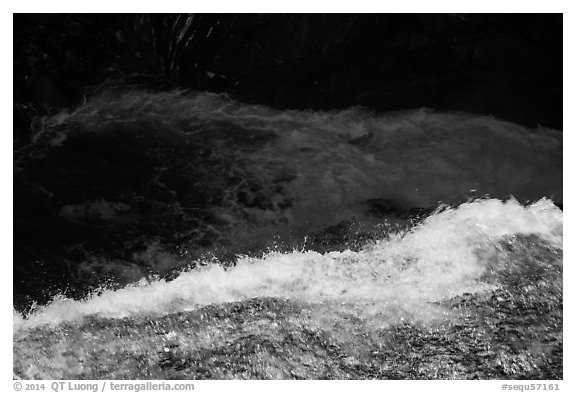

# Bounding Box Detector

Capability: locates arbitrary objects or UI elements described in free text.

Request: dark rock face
[14,14,562,130]
[13,14,174,148]
[169,14,562,129]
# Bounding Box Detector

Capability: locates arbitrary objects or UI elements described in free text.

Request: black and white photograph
[12,9,565,383]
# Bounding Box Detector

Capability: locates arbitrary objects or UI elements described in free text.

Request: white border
[4,0,571,13]
[3,3,572,391]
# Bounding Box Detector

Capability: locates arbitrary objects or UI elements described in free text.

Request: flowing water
[13,90,563,379]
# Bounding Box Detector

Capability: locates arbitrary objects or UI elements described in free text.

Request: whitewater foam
[40,90,562,241]
[14,198,562,330]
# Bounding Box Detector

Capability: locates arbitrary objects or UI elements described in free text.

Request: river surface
[13,90,563,379]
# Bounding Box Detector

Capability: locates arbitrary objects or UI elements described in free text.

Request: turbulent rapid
[14,197,562,329]
[14,90,562,379]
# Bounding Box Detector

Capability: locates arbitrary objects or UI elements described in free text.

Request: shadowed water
[14,90,562,379]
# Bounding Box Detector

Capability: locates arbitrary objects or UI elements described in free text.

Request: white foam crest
[14,198,562,330]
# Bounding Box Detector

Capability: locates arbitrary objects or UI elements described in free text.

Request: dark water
[13,90,562,379]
